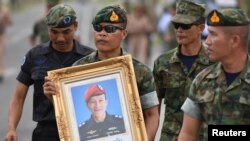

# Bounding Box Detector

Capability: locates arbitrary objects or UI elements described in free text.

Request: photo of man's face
[87,94,108,121]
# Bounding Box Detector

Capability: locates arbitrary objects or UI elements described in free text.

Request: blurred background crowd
[0,0,250,140]
[1,0,250,71]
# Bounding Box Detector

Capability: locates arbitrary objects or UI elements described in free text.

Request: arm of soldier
[178,78,203,141]
[4,81,29,141]
[178,112,202,141]
[43,76,57,101]
[152,59,165,111]
[143,106,159,141]
[138,64,159,141]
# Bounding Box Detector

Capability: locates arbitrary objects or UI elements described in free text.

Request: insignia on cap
[211,11,220,23]
[63,16,71,24]
[110,11,119,22]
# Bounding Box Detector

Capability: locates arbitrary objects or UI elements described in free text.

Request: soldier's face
[87,94,107,120]
[174,22,204,46]
[93,22,127,54]
[48,22,77,52]
[205,26,232,61]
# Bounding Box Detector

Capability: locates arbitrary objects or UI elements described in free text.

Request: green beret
[207,8,250,26]
[45,4,76,28]
[47,0,59,6]
[171,0,205,24]
[92,5,127,26]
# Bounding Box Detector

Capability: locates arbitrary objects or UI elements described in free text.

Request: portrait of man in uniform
[70,79,126,141]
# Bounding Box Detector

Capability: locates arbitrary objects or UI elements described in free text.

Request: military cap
[85,84,105,102]
[47,0,59,6]
[207,8,250,26]
[92,5,127,26]
[45,4,76,28]
[171,0,205,24]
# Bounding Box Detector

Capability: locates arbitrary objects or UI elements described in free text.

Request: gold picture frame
[48,55,148,141]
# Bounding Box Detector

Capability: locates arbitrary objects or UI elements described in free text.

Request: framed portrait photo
[48,55,148,141]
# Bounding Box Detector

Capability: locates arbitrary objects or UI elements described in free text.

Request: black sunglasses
[93,24,125,33]
[172,22,195,30]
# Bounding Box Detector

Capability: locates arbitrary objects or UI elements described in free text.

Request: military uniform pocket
[239,95,250,123]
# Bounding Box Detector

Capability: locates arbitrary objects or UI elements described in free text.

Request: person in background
[30,0,59,47]
[0,0,12,82]
[127,2,154,64]
[178,8,250,141]
[153,0,214,140]
[43,5,159,141]
[4,4,93,141]
[162,2,178,52]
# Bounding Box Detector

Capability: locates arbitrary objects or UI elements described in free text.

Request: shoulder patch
[21,56,26,66]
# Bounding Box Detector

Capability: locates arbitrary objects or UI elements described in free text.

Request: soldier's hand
[4,129,18,141]
[43,76,57,101]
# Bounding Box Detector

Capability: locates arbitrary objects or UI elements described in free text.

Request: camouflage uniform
[153,45,214,141]
[74,50,159,110]
[181,9,250,141]
[31,18,50,43]
[30,0,59,46]
[153,1,213,141]
[183,61,250,140]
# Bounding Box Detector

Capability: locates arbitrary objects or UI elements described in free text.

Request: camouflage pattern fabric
[153,45,215,141]
[207,8,250,26]
[171,0,205,24]
[31,18,49,43]
[45,4,76,28]
[73,50,159,109]
[188,57,250,140]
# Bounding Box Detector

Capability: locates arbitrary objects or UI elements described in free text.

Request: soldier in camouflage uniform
[73,5,159,141]
[179,8,250,141]
[153,1,215,141]
[30,0,59,47]
[43,4,159,141]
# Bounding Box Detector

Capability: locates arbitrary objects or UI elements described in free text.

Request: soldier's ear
[121,29,128,40]
[74,21,78,30]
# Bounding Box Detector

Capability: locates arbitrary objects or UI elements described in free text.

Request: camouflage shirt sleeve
[181,65,215,120]
[72,52,97,66]
[134,59,159,109]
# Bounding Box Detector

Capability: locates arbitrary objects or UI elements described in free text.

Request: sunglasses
[93,24,125,33]
[172,22,195,30]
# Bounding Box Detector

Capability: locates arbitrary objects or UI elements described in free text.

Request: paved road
[0,1,163,140]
